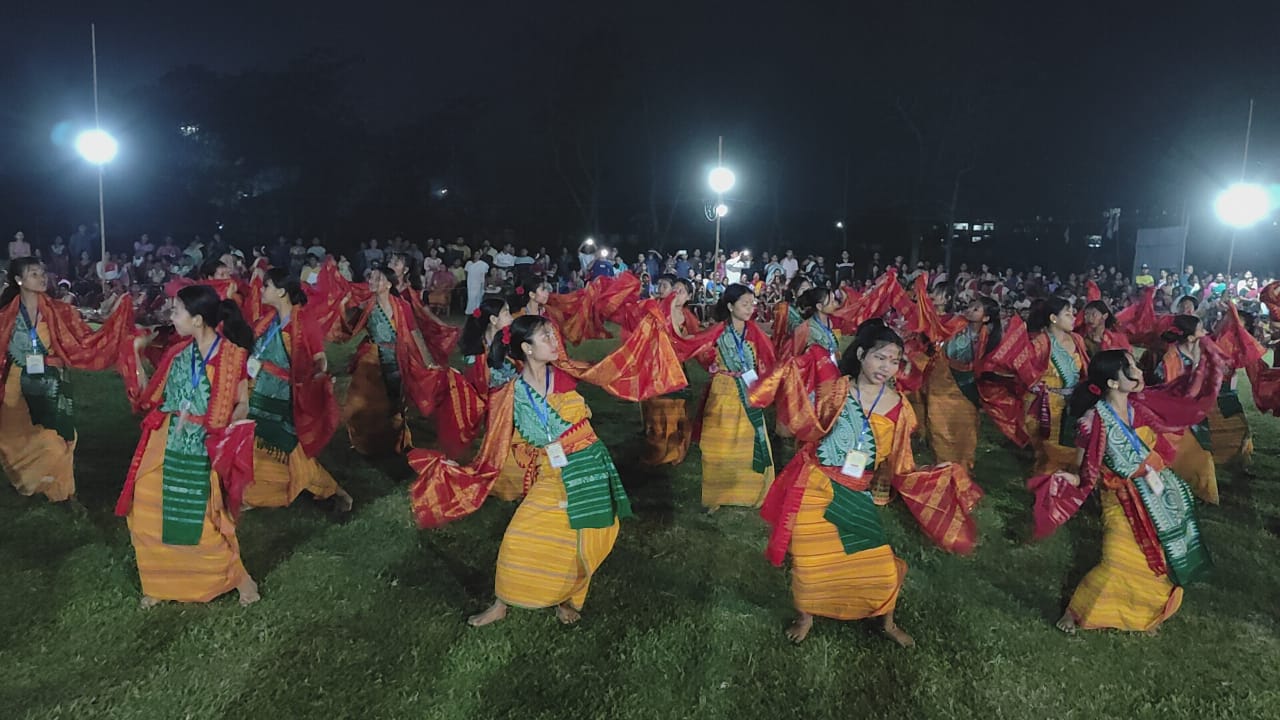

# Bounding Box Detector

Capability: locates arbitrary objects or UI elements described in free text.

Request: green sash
[718,329,771,473]
[248,325,298,459]
[513,379,633,529]
[825,484,889,555]
[19,365,75,442]
[1097,402,1212,586]
[1217,386,1244,419]
[161,447,211,545]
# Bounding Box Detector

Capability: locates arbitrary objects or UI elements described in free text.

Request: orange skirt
[242,443,342,508]
[640,396,692,466]
[126,417,247,602]
[923,361,979,469]
[342,347,411,456]
[789,467,905,620]
[0,366,75,501]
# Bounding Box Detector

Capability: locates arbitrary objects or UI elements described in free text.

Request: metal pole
[91,23,108,293]
[1225,98,1255,278]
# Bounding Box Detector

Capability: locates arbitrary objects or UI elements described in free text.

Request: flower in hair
[501,326,512,345]
[1087,383,1102,396]
[515,286,525,295]
[472,308,482,318]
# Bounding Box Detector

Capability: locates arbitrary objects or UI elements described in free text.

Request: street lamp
[75,128,116,282]
[1214,181,1272,276]
[707,135,736,267]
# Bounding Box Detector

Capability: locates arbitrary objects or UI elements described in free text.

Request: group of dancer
[3,252,1268,645]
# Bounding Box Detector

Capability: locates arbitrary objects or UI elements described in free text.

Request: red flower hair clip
[515,286,525,295]
[472,308,482,318]
[1087,383,1102,396]
[501,326,512,345]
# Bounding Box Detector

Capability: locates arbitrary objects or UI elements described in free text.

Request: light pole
[76,24,116,293]
[707,136,736,271]
[1214,182,1271,276]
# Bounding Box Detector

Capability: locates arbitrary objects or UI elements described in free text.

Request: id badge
[830,352,839,366]
[1145,467,1165,496]
[246,357,262,379]
[740,369,759,387]
[842,449,869,478]
[546,442,569,468]
[25,354,45,375]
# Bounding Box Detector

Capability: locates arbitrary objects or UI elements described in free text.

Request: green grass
[2,336,1279,720]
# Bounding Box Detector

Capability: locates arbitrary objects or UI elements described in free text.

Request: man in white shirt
[781,250,799,280]
[464,252,489,314]
[493,243,516,279]
[725,251,749,284]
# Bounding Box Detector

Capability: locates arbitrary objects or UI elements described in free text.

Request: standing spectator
[134,233,155,257]
[363,238,385,271]
[47,235,70,278]
[725,250,748,284]
[577,241,595,272]
[269,235,291,268]
[1135,263,1155,288]
[675,251,691,279]
[781,249,799,280]
[493,243,516,279]
[588,251,615,280]
[338,255,354,281]
[157,235,180,261]
[69,224,92,262]
[308,236,327,259]
[464,250,489,314]
[289,238,308,273]
[835,251,854,285]
[9,231,31,260]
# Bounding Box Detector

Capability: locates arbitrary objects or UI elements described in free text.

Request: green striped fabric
[561,442,633,529]
[161,448,211,545]
[824,483,888,555]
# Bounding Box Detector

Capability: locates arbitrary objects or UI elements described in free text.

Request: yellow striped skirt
[126,417,248,602]
[641,396,693,466]
[242,443,341,508]
[0,365,75,502]
[924,361,979,470]
[494,456,619,611]
[700,374,774,508]
[1209,404,1251,466]
[491,452,527,502]
[342,347,411,457]
[1169,430,1218,505]
[789,467,906,620]
[1066,489,1183,631]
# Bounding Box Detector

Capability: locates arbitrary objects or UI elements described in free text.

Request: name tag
[246,357,262,379]
[25,354,45,375]
[830,352,839,366]
[842,449,869,477]
[546,441,569,468]
[1145,466,1164,496]
[740,369,759,387]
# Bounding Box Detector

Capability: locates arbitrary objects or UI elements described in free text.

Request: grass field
[2,335,1279,720]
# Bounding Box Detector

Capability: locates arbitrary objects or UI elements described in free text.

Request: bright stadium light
[708,166,736,195]
[835,220,844,229]
[1214,182,1271,229]
[75,128,118,165]
[715,203,729,218]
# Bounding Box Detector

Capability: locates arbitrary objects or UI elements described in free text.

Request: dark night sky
[4,1,1280,261]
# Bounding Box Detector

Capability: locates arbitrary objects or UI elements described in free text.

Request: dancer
[695,284,775,511]
[1040,349,1217,634]
[340,267,440,457]
[1080,299,1130,358]
[749,320,982,645]
[116,285,260,607]
[0,257,139,502]
[241,269,352,511]
[640,277,699,465]
[922,296,1001,470]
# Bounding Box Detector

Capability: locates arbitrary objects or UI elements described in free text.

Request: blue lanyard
[854,382,887,435]
[191,336,222,391]
[255,314,289,359]
[813,316,836,351]
[522,365,554,444]
[725,321,749,367]
[18,303,39,352]
[1101,401,1146,457]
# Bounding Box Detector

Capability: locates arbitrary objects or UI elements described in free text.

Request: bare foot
[556,603,582,625]
[1144,622,1162,637]
[468,600,508,627]
[334,490,354,513]
[1055,612,1077,635]
[705,505,721,515]
[884,619,915,648]
[237,575,261,607]
[139,595,162,609]
[786,612,814,644]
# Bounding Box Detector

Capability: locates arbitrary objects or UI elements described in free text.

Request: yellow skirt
[0,366,76,501]
[924,361,979,469]
[1170,430,1218,505]
[494,457,619,611]
[640,396,692,466]
[1208,405,1251,467]
[700,374,774,508]
[1066,490,1182,632]
[343,348,411,457]
[242,443,341,508]
[126,417,248,602]
[491,453,527,502]
[1024,391,1079,476]
[789,467,906,620]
